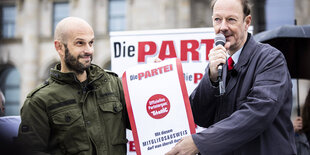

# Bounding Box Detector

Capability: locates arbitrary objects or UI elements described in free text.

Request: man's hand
[207,42,230,82]
[165,136,199,155]
[293,116,303,132]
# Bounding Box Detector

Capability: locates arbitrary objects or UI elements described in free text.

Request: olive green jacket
[18,64,130,155]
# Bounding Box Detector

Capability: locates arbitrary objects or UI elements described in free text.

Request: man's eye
[89,41,94,46]
[214,18,220,21]
[77,41,84,45]
[228,18,237,22]
[213,18,222,24]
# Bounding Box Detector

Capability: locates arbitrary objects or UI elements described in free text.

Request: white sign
[110,28,216,94]
[111,28,215,154]
[122,58,196,155]
[110,27,253,154]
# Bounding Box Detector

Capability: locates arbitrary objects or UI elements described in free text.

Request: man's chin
[85,63,92,69]
[80,60,91,67]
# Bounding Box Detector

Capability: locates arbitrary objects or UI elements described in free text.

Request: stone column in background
[20,0,39,104]
[70,0,94,26]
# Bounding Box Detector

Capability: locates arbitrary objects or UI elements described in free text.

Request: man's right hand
[207,44,229,82]
[293,116,303,132]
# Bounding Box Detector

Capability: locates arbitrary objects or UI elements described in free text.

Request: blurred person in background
[293,89,310,155]
[0,89,24,155]
[0,88,21,142]
[0,89,5,116]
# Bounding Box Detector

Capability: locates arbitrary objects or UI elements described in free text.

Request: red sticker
[146,94,170,119]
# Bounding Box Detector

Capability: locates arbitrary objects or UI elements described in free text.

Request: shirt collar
[229,46,243,65]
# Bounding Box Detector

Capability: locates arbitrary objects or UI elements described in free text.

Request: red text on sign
[138,39,214,62]
[136,64,173,80]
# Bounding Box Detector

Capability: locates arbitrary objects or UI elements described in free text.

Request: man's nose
[84,44,94,54]
[219,20,229,31]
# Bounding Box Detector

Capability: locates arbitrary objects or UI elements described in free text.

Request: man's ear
[54,40,64,57]
[244,15,252,30]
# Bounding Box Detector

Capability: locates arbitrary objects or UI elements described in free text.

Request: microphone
[214,33,226,95]
[215,33,226,46]
[214,33,226,71]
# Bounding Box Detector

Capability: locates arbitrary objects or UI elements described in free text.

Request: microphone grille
[215,33,226,46]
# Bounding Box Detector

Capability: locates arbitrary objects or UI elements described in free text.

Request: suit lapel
[225,69,239,95]
[225,33,256,95]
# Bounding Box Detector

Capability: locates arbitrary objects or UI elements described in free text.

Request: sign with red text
[122,58,196,155]
[110,28,216,94]
[110,27,253,154]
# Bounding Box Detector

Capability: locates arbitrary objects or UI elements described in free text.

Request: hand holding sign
[165,136,199,155]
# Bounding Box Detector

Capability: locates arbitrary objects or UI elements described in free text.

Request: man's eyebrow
[74,38,85,41]
[74,38,95,42]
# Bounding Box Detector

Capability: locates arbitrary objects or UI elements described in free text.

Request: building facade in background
[0,0,309,115]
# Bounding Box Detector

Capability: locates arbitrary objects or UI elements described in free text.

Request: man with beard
[166,0,296,155]
[17,17,130,155]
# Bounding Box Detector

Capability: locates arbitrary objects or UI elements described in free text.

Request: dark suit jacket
[190,34,296,155]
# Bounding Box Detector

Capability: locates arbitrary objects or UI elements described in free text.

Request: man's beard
[64,44,92,75]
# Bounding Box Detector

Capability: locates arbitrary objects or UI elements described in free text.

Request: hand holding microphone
[208,33,230,82]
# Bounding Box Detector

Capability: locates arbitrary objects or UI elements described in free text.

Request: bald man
[18,17,130,155]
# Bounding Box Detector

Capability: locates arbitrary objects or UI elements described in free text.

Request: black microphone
[215,33,226,46]
[214,33,226,71]
[214,33,226,95]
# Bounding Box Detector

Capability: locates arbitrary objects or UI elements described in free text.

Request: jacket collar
[224,33,257,95]
[234,33,255,70]
[50,63,105,85]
